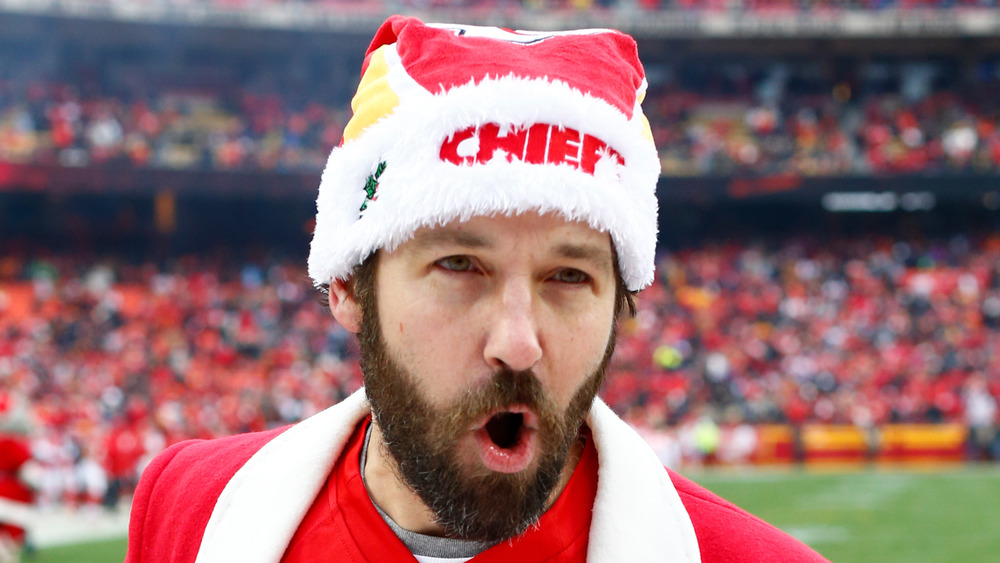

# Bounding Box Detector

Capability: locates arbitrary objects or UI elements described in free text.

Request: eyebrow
[554,242,614,274]
[410,228,492,250]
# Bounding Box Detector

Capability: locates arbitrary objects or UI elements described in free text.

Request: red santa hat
[308,15,660,291]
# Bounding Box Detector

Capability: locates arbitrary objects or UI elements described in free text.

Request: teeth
[485,412,523,449]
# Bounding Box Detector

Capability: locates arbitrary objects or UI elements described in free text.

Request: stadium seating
[6,61,1000,177]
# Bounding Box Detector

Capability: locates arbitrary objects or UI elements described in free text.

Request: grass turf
[688,464,1000,562]
[32,465,1000,562]
[33,537,127,563]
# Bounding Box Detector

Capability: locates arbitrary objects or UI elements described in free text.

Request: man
[126,16,828,562]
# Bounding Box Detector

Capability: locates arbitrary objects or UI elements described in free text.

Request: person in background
[0,394,38,563]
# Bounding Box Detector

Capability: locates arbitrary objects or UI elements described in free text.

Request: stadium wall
[692,423,968,466]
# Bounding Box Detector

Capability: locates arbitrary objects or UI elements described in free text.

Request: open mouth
[485,412,525,449]
[473,407,538,473]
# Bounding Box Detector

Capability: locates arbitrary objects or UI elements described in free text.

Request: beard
[357,283,616,543]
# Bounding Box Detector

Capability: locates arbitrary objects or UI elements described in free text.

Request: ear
[328,277,362,333]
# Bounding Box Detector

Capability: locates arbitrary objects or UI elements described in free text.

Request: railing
[4,0,1000,37]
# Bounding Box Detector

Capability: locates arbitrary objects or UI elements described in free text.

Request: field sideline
[32,464,1000,562]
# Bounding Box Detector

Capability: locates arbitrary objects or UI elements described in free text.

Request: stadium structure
[1,0,999,532]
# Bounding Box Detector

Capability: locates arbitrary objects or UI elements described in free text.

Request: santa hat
[308,15,660,291]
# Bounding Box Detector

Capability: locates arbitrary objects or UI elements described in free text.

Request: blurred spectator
[0,394,36,559]
[964,374,999,460]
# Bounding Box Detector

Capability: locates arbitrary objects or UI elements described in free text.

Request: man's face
[356,211,618,542]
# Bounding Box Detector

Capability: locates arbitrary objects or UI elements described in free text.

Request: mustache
[443,368,552,428]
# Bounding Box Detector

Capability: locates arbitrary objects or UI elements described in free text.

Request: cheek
[380,298,480,401]
[543,312,614,405]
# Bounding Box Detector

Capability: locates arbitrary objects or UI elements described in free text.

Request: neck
[362,419,585,538]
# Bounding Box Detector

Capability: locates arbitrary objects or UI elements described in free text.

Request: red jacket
[0,434,33,543]
[127,391,827,562]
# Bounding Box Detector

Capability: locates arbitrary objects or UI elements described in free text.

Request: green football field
[35,464,1000,562]
[689,464,1000,562]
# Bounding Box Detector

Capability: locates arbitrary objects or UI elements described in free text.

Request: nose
[483,277,543,372]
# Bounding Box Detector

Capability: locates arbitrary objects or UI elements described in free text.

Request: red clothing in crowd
[0,434,33,543]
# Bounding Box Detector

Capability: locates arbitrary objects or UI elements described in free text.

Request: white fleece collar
[195,389,700,562]
[586,398,701,562]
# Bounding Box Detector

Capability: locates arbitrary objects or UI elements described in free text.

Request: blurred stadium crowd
[38,0,1000,12]
[2,230,999,508]
[5,57,1000,176]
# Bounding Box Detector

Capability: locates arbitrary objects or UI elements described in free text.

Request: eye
[552,268,590,284]
[436,255,476,272]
